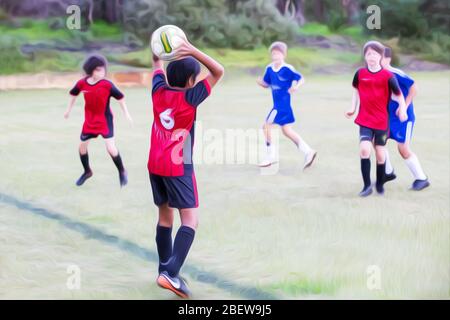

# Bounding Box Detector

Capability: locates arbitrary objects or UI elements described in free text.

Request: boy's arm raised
[177,40,224,88]
[152,54,164,72]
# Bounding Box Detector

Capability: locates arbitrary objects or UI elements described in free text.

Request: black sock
[156,225,173,274]
[80,152,91,173]
[376,162,386,186]
[111,153,125,173]
[166,225,195,277]
[361,158,371,188]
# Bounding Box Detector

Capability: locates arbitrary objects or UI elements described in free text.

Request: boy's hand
[64,111,70,119]
[176,38,196,59]
[345,108,356,118]
[256,77,269,88]
[288,86,298,94]
[396,107,408,122]
[125,112,134,125]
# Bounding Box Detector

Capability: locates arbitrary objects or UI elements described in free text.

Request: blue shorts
[149,172,198,209]
[266,107,295,126]
[389,120,414,143]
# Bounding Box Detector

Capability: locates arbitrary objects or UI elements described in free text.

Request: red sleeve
[69,79,83,96]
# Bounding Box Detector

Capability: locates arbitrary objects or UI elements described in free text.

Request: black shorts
[80,113,114,141]
[149,172,198,209]
[359,125,388,146]
[80,129,114,141]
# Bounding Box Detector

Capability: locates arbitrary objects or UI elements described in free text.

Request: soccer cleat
[157,271,191,299]
[411,179,430,191]
[258,155,277,167]
[303,150,317,170]
[359,185,373,197]
[375,182,385,195]
[385,171,397,183]
[76,171,93,186]
[119,170,128,187]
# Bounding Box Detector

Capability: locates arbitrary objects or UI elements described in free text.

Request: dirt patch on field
[0,71,153,90]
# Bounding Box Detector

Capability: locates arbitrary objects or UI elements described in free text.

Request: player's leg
[150,174,173,275]
[358,126,374,196]
[281,124,317,169]
[398,142,429,190]
[156,174,198,298]
[165,208,197,277]
[359,139,373,197]
[76,138,93,186]
[384,146,397,181]
[373,129,390,194]
[157,207,196,298]
[104,137,127,187]
[156,203,174,274]
[260,122,277,167]
[374,145,387,194]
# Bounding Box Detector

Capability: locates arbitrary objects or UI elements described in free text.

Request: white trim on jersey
[388,66,412,81]
[268,62,298,73]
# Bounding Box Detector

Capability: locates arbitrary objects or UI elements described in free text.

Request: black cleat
[119,170,128,187]
[359,185,373,197]
[76,171,93,186]
[157,271,191,299]
[385,171,397,183]
[412,179,430,191]
[375,182,385,195]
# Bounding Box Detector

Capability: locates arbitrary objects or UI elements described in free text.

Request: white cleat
[259,156,277,167]
[303,150,317,170]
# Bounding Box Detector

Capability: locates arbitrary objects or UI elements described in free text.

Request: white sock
[405,154,427,180]
[297,139,312,155]
[385,149,394,174]
[267,143,275,159]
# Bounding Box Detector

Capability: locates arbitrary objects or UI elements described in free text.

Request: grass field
[0,72,449,299]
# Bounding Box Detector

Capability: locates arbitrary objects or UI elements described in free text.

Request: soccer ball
[151,25,187,61]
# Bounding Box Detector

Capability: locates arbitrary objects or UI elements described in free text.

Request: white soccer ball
[150,25,187,61]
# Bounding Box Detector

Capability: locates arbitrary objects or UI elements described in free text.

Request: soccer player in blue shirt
[381,47,430,190]
[257,41,317,169]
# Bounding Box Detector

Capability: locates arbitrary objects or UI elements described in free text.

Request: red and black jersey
[352,68,401,130]
[148,70,211,177]
[70,78,124,136]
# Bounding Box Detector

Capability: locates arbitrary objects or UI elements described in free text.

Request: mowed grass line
[0,192,277,299]
[0,71,448,299]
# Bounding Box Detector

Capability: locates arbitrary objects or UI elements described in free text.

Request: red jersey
[70,78,124,136]
[352,68,401,130]
[148,70,211,177]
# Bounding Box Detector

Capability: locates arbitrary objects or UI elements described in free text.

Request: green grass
[0,72,448,299]
[0,18,124,75]
[298,22,364,41]
[0,18,122,42]
[110,46,361,73]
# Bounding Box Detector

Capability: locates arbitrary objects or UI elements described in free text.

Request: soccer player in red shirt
[64,55,133,187]
[149,40,224,298]
[346,41,407,197]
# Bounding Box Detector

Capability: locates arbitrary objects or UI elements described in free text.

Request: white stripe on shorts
[405,121,413,144]
[267,109,277,124]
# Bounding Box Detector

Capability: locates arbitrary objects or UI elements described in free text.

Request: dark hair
[166,57,201,88]
[384,47,393,58]
[363,41,385,56]
[83,55,107,75]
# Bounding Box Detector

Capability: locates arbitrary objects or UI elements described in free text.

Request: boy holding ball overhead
[148,27,224,298]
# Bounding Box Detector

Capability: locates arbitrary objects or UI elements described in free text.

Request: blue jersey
[263,63,302,112]
[388,67,415,123]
